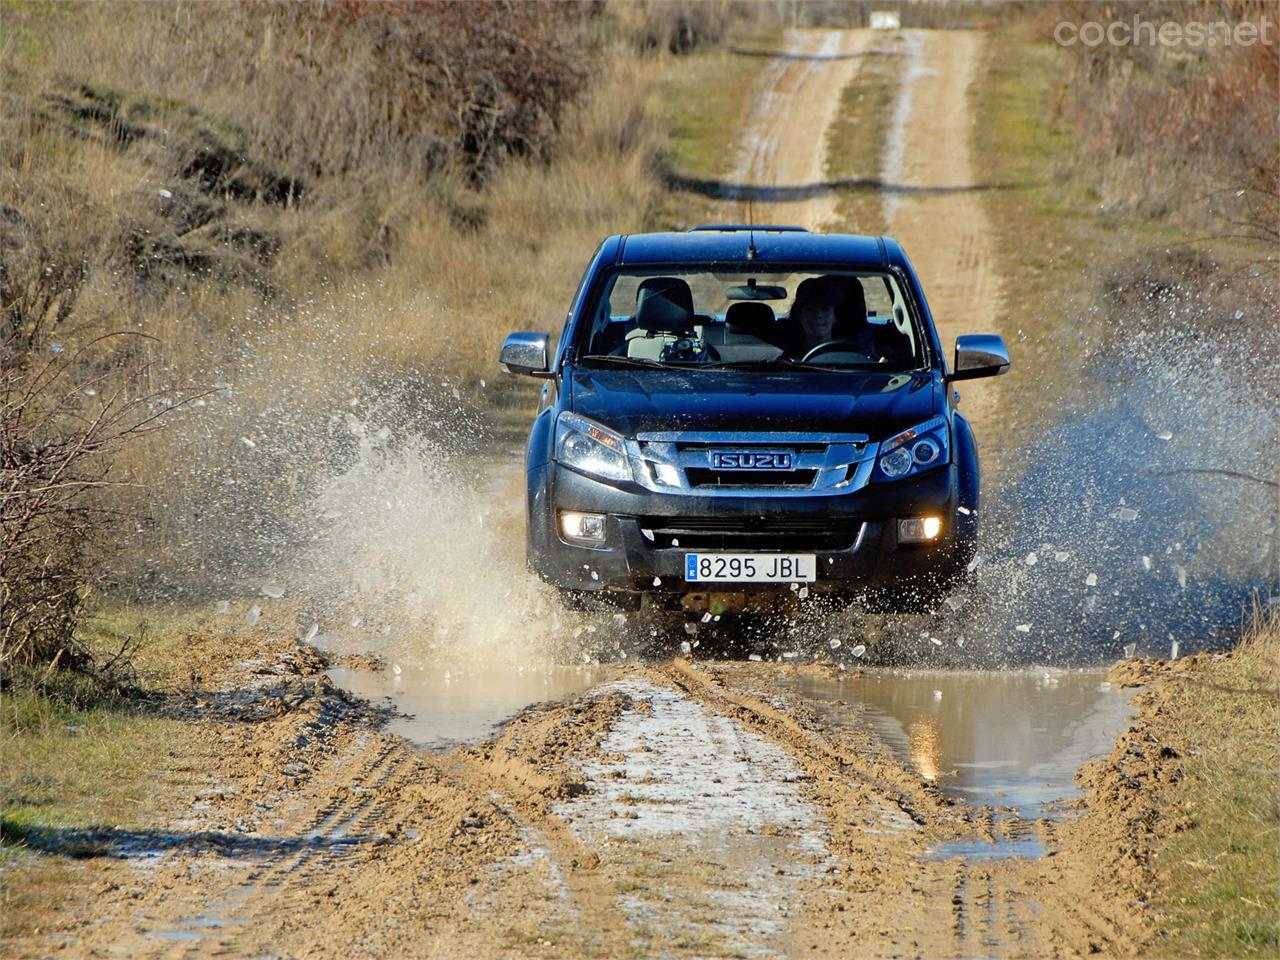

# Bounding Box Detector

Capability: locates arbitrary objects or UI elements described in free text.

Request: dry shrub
[0,3,677,594]
[618,0,745,54]
[1051,1,1279,236]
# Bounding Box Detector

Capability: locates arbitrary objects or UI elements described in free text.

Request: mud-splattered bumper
[527,460,968,599]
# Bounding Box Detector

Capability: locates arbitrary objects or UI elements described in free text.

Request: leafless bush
[1052,1,1278,237]
[1,216,176,671]
[619,0,745,54]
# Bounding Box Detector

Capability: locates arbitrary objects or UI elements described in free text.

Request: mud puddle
[326,662,607,748]
[768,669,1134,814]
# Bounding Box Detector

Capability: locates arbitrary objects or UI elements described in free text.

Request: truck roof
[611,227,908,269]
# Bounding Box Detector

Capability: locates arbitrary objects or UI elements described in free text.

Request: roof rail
[686,225,810,233]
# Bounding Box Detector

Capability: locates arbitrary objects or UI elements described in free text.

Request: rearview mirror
[499,331,552,377]
[948,334,1010,382]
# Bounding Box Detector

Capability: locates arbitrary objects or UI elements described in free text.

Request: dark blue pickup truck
[498,226,1009,616]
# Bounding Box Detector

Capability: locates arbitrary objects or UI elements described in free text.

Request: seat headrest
[634,277,695,334]
[724,301,777,337]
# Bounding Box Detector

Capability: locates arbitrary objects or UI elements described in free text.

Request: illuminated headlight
[898,516,943,542]
[560,511,606,544]
[875,417,949,482]
[555,412,632,484]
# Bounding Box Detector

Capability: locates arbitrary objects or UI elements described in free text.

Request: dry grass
[0,2,691,598]
[1154,612,1280,956]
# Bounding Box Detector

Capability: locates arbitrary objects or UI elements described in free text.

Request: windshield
[577,267,925,370]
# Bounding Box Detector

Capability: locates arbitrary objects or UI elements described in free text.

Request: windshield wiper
[701,357,842,372]
[578,354,671,369]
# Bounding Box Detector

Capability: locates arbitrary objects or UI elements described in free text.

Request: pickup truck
[498,226,1009,616]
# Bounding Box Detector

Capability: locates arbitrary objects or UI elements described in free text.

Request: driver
[783,276,877,359]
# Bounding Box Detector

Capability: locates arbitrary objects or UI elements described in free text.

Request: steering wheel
[801,339,876,363]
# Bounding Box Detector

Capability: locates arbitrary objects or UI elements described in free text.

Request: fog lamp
[898,516,942,543]
[560,511,606,544]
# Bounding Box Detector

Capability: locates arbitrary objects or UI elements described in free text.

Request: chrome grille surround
[627,431,877,497]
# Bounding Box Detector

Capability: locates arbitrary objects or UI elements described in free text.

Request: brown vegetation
[1051,1,1278,246]
[0,0,746,666]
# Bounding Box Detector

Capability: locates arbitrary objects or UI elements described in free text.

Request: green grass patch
[825,46,899,235]
[0,601,266,942]
[651,43,763,229]
[1153,619,1280,957]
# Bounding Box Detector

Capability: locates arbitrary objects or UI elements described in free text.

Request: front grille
[640,516,860,551]
[685,468,817,488]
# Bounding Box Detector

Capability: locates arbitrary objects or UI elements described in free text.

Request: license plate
[685,553,816,583]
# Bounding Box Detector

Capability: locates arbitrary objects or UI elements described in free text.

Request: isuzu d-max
[498,226,1009,615]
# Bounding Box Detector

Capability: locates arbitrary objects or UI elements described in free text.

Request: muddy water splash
[298,428,549,663]
[874,308,1278,667]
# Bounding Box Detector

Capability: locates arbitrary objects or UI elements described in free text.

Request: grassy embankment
[1152,615,1279,957]
[973,21,1278,956]
[0,6,761,942]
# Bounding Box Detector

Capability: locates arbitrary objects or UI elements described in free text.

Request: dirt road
[726,29,872,231]
[13,30,1161,960]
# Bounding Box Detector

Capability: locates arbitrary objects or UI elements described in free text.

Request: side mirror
[499,331,552,377]
[948,334,1010,382]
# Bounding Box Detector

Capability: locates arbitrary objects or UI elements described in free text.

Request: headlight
[874,416,949,483]
[555,412,632,483]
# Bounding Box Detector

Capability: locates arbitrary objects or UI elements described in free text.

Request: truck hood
[566,367,942,439]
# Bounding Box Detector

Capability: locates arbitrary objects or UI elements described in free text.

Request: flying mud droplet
[261,583,285,599]
[798,586,809,599]
[684,622,698,635]
[344,413,364,437]
[1155,430,1173,441]
[245,605,262,626]
[1173,565,1188,590]
[1054,551,1069,562]
[1085,572,1098,587]
[680,641,692,655]
[932,689,943,700]
[1170,640,1180,660]
[652,577,662,586]
[851,644,866,658]
[1141,555,1152,571]
[1025,552,1038,566]
[302,622,319,644]
[966,553,983,574]
[1117,506,1139,522]
[1123,642,1136,658]
[957,505,971,516]
[215,600,231,615]
[393,663,402,675]
[828,638,841,650]
[944,595,965,611]
[1015,623,1032,633]
[241,436,257,449]
[701,612,712,623]
[930,636,943,646]
[748,653,763,662]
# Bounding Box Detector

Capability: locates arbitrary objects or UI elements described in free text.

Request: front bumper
[528,461,962,596]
